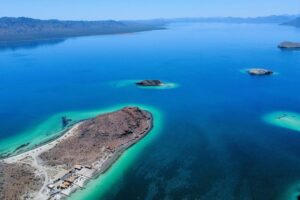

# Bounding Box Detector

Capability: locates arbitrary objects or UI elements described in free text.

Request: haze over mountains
[164,15,297,24]
[283,17,300,27]
[0,15,299,43]
[0,17,165,42]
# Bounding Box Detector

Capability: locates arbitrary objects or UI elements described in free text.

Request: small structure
[74,164,82,170]
[65,176,77,184]
[47,184,55,190]
[59,181,71,189]
[84,165,92,169]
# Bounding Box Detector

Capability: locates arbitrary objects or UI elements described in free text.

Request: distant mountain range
[282,17,300,27]
[0,15,299,43]
[163,15,297,24]
[0,17,165,42]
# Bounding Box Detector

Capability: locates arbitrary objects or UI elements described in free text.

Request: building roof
[66,176,77,183]
[74,164,82,170]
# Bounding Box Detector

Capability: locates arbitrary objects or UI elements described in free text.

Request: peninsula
[0,107,153,200]
[0,17,165,42]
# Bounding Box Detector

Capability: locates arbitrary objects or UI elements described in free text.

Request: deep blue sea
[1,23,300,200]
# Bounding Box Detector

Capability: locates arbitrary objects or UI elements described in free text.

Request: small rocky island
[0,107,153,200]
[136,80,164,86]
[278,41,300,49]
[247,68,273,76]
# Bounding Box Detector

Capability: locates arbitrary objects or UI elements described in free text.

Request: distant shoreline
[0,17,166,43]
[0,15,298,44]
[0,27,165,44]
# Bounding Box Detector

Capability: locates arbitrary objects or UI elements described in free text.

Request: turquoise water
[263,112,300,133]
[1,23,300,199]
[110,79,179,89]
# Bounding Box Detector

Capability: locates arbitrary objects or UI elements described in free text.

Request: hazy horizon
[1,0,299,20]
[0,14,298,22]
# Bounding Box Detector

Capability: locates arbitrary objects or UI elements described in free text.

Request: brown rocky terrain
[278,41,300,49]
[39,106,152,169]
[247,68,273,76]
[136,80,163,86]
[0,162,43,200]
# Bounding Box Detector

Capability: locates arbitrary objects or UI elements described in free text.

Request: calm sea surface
[1,23,300,200]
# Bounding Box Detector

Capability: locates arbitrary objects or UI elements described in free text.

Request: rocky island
[0,107,153,200]
[278,41,300,49]
[136,80,164,86]
[247,68,273,76]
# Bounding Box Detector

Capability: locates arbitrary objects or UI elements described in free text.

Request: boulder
[278,41,300,49]
[248,68,273,76]
[136,80,163,86]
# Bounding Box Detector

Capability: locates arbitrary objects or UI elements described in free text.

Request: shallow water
[1,23,300,199]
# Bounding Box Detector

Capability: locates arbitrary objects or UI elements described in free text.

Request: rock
[278,41,300,49]
[136,80,163,86]
[247,68,273,76]
[62,116,72,128]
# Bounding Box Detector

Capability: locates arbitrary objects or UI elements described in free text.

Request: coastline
[60,111,154,199]
[1,105,159,200]
[0,27,166,44]
[73,114,153,196]
[69,105,162,200]
[0,104,148,158]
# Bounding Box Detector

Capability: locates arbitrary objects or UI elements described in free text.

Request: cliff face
[0,162,43,200]
[39,107,152,168]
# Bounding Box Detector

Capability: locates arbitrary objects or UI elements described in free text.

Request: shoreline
[61,112,154,199]
[1,106,154,200]
[0,104,144,158]
[0,27,166,44]
[0,119,87,159]
[69,105,163,200]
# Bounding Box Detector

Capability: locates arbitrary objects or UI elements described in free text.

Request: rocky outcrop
[247,68,273,76]
[39,107,152,168]
[62,116,72,128]
[278,41,300,49]
[136,80,163,86]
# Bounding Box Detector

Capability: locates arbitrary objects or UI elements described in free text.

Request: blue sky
[1,0,299,20]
